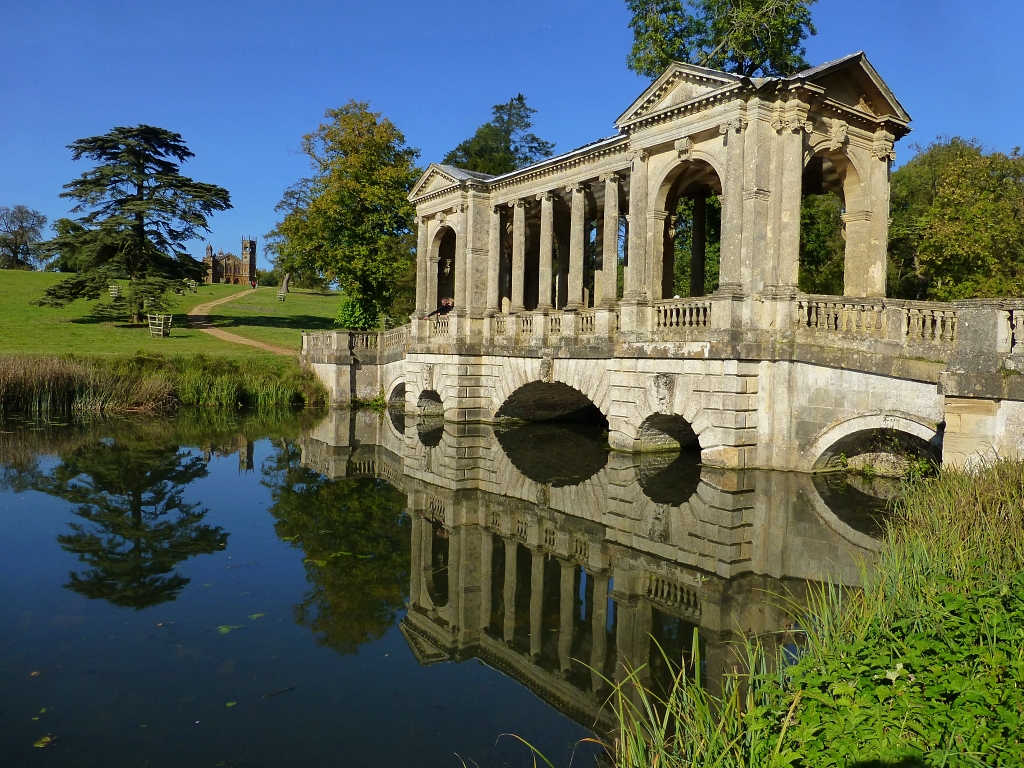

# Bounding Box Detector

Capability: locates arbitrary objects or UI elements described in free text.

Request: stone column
[537,193,555,310]
[843,210,879,297]
[590,573,609,691]
[420,517,433,607]
[690,195,707,296]
[415,217,429,317]
[647,209,669,301]
[625,149,649,301]
[530,549,544,658]
[480,529,493,631]
[426,221,439,316]
[511,199,527,313]
[409,514,424,608]
[455,207,468,318]
[601,174,620,306]
[775,110,807,292]
[718,118,746,294]
[503,538,518,644]
[448,526,462,630]
[558,561,575,672]
[486,205,502,314]
[566,183,586,309]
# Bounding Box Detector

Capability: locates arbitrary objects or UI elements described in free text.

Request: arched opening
[810,473,896,539]
[637,414,699,453]
[638,450,702,505]
[496,381,607,426]
[495,422,609,486]
[387,383,407,433]
[814,426,940,477]
[660,160,723,299]
[426,520,449,608]
[415,390,444,446]
[799,149,863,296]
[416,389,443,417]
[435,227,456,305]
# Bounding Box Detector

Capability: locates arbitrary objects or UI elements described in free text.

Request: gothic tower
[241,237,257,283]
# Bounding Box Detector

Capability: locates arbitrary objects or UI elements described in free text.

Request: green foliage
[262,441,410,654]
[334,294,379,330]
[0,205,48,269]
[598,461,1024,767]
[265,101,420,327]
[625,0,817,79]
[798,193,845,295]
[889,137,1024,300]
[672,195,722,296]
[0,353,325,415]
[443,94,555,175]
[37,125,232,322]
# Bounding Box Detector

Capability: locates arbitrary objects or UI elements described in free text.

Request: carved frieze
[828,119,849,151]
[674,136,694,161]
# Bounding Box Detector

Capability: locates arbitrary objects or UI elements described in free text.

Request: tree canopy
[265,101,421,329]
[443,94,555,176]
[38,125,231,321]
[889,138,1024,301]
[0,205,48,270]
[625,0,817,79]
[262,441,410,654]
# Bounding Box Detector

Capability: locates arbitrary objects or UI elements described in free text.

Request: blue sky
[2,0,1021,269]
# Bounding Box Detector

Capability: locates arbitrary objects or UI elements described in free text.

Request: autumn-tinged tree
[262,441,410,654]
[37,125,231,322]
[265,101,421,328]
[0,205,48,269]
[443,94,555,175]
[625,0,816,79]
[889,138,1024,300]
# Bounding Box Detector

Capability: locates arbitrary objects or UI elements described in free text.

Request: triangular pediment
[616,63,744,128]
[794,52,911,127]
[409,164,461,201]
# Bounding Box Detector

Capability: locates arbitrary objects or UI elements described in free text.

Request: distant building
[202,237,258,284]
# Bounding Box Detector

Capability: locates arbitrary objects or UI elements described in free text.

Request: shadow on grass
[207,315,337,332]
[850,759,928,768]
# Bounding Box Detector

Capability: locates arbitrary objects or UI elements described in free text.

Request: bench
[108,284,122,299]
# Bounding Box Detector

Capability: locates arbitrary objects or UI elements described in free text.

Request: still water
[0,409,889,767]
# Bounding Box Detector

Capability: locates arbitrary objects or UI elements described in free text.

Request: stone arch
[801,140,877,297]
[496,381,606,425]
[637,414,699,451]
[425,520,450,608]
[489,356,614,425]
[800,475,884,554]
[416,389,444,418]
[799,411,942,473]
[431,226,457,305]
[651,156,725,299]
[387,380,406,406]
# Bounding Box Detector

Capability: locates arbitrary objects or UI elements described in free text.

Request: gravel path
[187,289,298,357]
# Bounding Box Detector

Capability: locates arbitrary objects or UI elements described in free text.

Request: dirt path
[187,289,298,356]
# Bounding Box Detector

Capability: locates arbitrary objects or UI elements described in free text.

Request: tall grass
[0,354,325,415]
[588,461,1024,768]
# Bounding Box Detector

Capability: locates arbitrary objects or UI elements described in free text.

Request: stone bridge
[302,53,1024,471]
[299,409,889,730]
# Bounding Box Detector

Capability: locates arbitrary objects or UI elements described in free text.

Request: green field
[204,285,339,348]
[0,271,338,357]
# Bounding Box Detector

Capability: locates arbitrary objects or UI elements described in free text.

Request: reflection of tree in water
[263,442,410,654]
[36,440,227,609]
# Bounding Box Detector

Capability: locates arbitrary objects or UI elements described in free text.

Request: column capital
[647,209,669,222]
[536,191,557,203]
[509,198,527,209]
[600,171,622,184]
[719,116,748,134]
[565,182,586,195]
[629,147,651,163]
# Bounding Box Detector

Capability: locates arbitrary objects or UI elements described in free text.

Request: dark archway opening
[415,390,444,447]
[638,450,703,505]
[436,228,456,303]
[811,474,895,539]
[638,414,699,452]
[496,381,607,426]
[495,422,609,487]
[427,520,449,608]
[816,427,940,477]
[387,383,407,433]
[663,161,723,299]
[799,153,848,295]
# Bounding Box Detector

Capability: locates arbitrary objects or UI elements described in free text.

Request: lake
[0,409,889,767]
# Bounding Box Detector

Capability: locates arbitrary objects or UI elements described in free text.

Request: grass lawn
[204,286,339,349]
[0,270,272,357]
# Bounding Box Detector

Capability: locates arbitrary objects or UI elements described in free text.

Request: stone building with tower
[202,237,258,284]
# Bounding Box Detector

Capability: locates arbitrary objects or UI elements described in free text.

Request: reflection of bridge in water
[300,409,885,731]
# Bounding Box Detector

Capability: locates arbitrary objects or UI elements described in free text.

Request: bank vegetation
[0,354,325,415]
[599,460,1024,767]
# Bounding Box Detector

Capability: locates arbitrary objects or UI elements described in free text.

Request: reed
[0,353,325,415]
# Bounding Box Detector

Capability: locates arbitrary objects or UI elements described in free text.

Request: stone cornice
[618,82,749,133]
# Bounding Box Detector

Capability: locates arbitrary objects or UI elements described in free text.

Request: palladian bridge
[303,52,1024,471]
